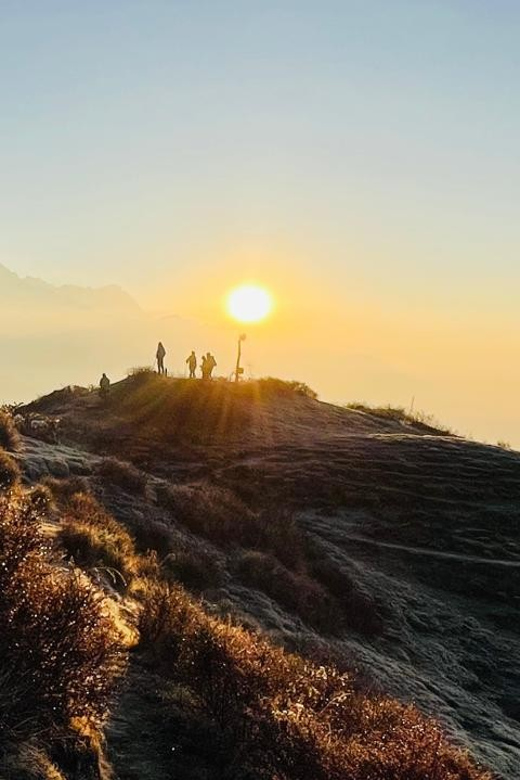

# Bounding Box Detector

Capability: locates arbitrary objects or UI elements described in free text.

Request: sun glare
[227,284,273,323]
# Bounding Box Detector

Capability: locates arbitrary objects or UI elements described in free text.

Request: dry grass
[0,448,21,490]
[0,409,21,451]
[57,492,138,589]
[97,457,148,495]
[135,578,491,780]
[233,549,344,633]
[157,482,306,568]
[347,402,453,435]
[0,488,127,748]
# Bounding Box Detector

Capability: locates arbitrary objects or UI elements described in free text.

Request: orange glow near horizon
[227,284,273,323]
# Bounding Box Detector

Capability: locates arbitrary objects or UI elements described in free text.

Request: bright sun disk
[227,285,273,323]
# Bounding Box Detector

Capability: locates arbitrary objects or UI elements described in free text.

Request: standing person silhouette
[200,354,208,380]
[99,373,110,399]
[207,352,217,379]
[186,351,197,378]
[156,342,166,375]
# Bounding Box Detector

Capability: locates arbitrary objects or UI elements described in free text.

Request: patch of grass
[308,554,384,636]
[135,578,491,780]
[42,475,89,501]
[157,483,306,569]
[97,457,148,495]
[347,402,454,435]
[233,550,343,633]
[58,493,138,588]
[0,410,20,451]
[163,543,224,593]
[254,377,318,399]
[0,448,21,491]
[0,488,127,748]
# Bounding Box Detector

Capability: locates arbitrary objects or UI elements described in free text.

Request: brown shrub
[96,457,147,495]
[58,493,137,588]
[0,448,21,491]
[233,550,343,633]
[0,410,20,451]
[163,543,224,593]
[0,489,127,746]
[308,554,384,637]
[255,377,318,400]
[157,482,305,568]
[42,475,89,501]
[136,579,490,780]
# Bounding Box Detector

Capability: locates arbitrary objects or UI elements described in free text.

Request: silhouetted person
[99,373,110,399]
[206,352,217,379]
[186,351,197,378]
[200,354,208,380]
[156,342,166,375]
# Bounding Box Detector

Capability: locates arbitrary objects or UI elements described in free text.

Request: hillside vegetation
[3,373,519,777]
[0,444,491,779]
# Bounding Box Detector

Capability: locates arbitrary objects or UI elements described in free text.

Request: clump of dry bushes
[135,578,491,780]
[0,409,20,451]
[97,456,148,495]
[0,477,127,764]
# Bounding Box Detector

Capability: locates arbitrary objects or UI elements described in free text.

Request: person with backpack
[207,352,217,379]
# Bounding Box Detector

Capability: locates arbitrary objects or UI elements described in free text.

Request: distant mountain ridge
[0,263,140,312]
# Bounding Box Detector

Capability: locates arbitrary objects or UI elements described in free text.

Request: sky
[1,1,520,444]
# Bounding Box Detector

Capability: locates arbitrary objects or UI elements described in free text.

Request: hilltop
[2,373,519,778]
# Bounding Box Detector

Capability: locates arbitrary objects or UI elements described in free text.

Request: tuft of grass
[0,488,127,747]
[255,377,318,400]
[163,543,224,593]
[232,549,343,633]
[0,410,21,451]
[42,475,89,501]
[0,448,21,491]
[134,578,491,780]
[157,482,306,569]
[347,402,453,434]
[57,492,138,588]
[97,457,148,495]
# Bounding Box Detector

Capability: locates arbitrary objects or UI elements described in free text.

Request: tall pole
[235,333,246,382]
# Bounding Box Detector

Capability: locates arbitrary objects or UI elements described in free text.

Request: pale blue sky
[1,1,519,309]
[2,2,520,443]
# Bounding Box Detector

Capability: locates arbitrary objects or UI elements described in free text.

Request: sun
[227,284,273,323]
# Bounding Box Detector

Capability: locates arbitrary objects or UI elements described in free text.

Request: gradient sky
[1,2,520,443]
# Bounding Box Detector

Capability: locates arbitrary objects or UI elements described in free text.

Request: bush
[58,493,137,588]
[0,410,20,451]
[233,550,343,633]
[255,377,318,400]
[163,544,224,593]
[308,554,384,636]
[157,482,305,568]
[97,457,147,495]
[42,475,89,501]
[0,448,21,491]
[0,489,127,746]
[135,579,490,780]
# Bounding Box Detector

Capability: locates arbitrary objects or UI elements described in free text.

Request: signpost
[235,333,247,382]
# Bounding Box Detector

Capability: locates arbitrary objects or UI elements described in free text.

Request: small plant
[0,448,21,491]
[255,377,318,399]
[0,488,127,747]
[0,409,20,451]
[58,493,138,588]
[135,579,491,780]
[97,457,147,494]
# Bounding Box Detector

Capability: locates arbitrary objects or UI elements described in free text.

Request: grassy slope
[9,372,520,777]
